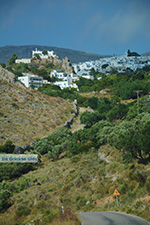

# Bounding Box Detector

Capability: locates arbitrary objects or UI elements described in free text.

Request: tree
[84,96,98,109]
[0,63,6,68]
[127,49,140,57]
[8,54,18,65]
[0,140,15,153]
[42,50,48,55]
[107,103,129,121]
[80,111,105,127]
[34,54,41,60]
[108,115,150,163]
[37,68,49,80]
[34,139,54,155]
[0,189,12,211]
[101,63,109,69]
[97,97,114,114]
[127,49,131,56]
[90,68,97,80]
[48,127,72,142]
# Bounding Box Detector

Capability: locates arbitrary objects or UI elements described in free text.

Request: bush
[15,177,31,192]
[0,140,15,153]
[34,139,54,155]
[97,97,114,114]
[145,176,150,194]
[48,127,72,142]
[0,189,12,211]
[80,111,105,127]
[0,163,34,181]
[15,205,31,217]
[46,144,63,160]
[43,209,57,223]
[84,96,98,109]
[0,180,16,193]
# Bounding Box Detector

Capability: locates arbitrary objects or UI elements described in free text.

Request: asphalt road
[79,211,150,225]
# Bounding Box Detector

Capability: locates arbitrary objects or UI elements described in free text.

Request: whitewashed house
[50,70,66,79]
[82,75,94,80]
[54,81,69,89]
[18,73,43,89]
[15,58,31,64]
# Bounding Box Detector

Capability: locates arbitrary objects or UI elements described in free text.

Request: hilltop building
[32,48,56,59]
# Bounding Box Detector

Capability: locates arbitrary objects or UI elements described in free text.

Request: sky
[0,0,150,55]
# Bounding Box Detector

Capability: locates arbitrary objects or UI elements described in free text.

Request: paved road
[79,211,150,225]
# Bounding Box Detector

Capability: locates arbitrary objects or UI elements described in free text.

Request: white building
[32,48,56,59]
[18,73,43,89]
[82,75,94,80]
[15,58,31,64]
[54,81,69,89]
[54,80,78,90]
[50,70,66,79]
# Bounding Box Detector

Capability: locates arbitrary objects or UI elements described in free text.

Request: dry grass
[0,80,73,146]
[80,89,111,99]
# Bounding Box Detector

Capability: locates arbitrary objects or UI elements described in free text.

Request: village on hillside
[16,48,150,90]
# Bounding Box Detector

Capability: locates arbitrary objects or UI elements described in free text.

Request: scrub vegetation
[0,62,150,224]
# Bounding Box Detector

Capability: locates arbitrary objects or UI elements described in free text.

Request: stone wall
[62,99,78,128]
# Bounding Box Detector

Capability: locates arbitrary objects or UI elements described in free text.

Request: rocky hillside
[0,66,74,146]
[31,55,75,74]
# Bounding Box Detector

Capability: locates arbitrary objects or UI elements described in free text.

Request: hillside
[0,144,150,224]
[0,61,150,225]
[0,66,74,146]
[142,52,150,56]
[0,45,111,65]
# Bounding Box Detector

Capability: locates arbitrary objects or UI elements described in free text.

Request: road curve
[79,211,150,225]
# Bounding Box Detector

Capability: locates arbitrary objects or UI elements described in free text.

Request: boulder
[14,146,25,154]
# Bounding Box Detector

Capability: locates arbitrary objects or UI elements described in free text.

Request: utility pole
[134,90,143,116]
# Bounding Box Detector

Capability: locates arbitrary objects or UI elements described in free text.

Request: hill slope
[0,66,73,146]
[0,45,111,65]
[142,52,150,56]
[0,145,150,224]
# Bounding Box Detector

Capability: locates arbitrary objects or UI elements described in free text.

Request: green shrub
[46,144,63,160]
[15,205,31,217]
[132,170,147,186]
[48,127,72,142]
[0,180,16,193]
[34,139,54,155]
[0,189,12,211]
[43,209,57,223]
[15,177,31,192]
[0,140,15,153]
[80,111,105,127]
[145,176,150,193]
[76,195,87,210]
[0,163,34,181]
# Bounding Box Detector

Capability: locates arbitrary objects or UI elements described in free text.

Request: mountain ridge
[0,45,111,65]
